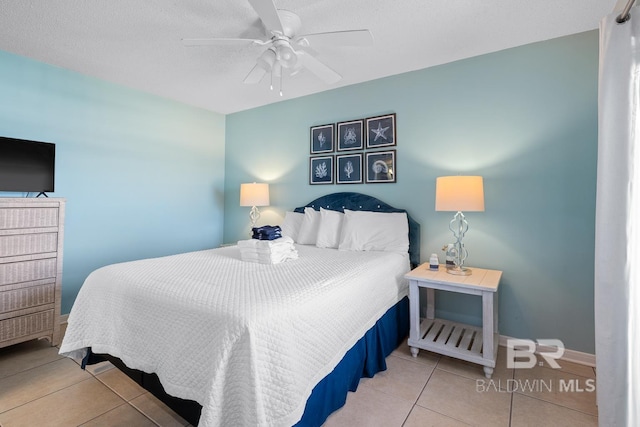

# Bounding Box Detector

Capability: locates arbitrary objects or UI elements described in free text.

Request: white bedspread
[59,244,409,426]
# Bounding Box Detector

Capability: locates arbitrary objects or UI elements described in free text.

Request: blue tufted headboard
[294,192,420,268]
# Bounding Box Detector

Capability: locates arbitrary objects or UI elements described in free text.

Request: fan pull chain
[279,72,283,97]
[270,70,274,91]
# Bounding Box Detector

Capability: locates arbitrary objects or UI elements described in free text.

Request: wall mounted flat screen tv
[0,136,56,193]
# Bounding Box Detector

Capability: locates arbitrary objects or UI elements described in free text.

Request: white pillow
[338,210,409,254]
[316,208,344,249]
[280,211,304,242]
[296,207,322,245]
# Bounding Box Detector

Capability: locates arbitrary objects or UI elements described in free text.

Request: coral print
[310,156,334,185]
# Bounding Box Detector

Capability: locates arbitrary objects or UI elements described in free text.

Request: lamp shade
[240,183,270,207]
[435,176,485,212]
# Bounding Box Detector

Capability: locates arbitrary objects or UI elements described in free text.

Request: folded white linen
[240,249,299,264]
[240,246,297,256]
[238,237,298,264]
[237,236,294,249]
[249,246,294,255]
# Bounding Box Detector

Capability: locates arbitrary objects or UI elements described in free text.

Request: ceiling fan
[182,0,373,95]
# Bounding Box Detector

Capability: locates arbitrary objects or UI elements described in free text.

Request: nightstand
[405,264,502,378]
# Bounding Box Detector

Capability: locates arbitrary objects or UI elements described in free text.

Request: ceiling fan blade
[182,38,262,46]
[243,63,268,84]
[248,0,284,33]
[295,29,373,47]
[297,51,341,84]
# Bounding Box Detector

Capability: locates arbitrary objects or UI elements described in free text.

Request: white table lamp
[435,176,485,275]
[240,182,270,229]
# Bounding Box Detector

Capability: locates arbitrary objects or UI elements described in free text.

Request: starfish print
[371,122,390,141]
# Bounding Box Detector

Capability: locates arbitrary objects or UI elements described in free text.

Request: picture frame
[310,124,335,154]
[366,113,396,149]
[365,150,396,183]
[309,155,334,185]
[336,153,363,184]
[337,119,364,151]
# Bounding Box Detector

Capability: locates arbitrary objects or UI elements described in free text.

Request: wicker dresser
[0,198,65,348]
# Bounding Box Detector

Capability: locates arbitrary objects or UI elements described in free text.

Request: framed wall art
[310,124,335,154]
[309,155,334,185]
[366,113,396,148]
[365,150,396,183]
[336,153,363,184]
[337,119,364,151]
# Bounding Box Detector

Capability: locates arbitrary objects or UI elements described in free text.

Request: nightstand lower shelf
[408,317,499,374]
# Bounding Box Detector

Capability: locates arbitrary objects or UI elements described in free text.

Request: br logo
[506,339,565,369]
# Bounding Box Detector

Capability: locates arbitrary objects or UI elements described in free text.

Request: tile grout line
[74,357,182,426]
[68,347,159,425]
[511,360,598,417]
[405,358,476,427]
[508,385,515,426]
[399,362,437,426]
[76,402,130,427]
[0,353,66,382]
[57,378,134,426]
[0,376,94,415]
[507,350,516,426]
[511,391,598,417]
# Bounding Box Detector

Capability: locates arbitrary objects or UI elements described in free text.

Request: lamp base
[249,206,260,229]
[446,211,473,276]
[446,265,472,276]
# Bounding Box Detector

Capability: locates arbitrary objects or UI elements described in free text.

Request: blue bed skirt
[295,295,409,426]
[83,296,409,426]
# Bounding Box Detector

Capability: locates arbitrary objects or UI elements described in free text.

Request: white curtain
[595,5,640,426]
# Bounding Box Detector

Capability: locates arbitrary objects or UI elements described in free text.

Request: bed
[59,192,420,426]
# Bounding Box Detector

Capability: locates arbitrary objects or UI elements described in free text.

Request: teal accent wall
[0,50,226,314]
[224,31,598,353]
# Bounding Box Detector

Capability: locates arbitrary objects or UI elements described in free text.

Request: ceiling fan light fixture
[274,41,297,68]
[257,48,277,70]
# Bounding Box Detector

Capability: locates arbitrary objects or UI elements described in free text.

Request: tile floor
[0,330,597,427]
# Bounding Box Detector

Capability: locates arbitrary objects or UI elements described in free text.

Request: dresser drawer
[0,258,57,286]
[0,207,59,230]
[0,309,54,343]
[0,282,55,313]
[0,232,58,257]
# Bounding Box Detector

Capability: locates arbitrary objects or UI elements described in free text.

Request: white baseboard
[60,314,69,324]
[499,334,596,367]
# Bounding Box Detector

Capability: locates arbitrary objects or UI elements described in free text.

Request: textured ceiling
[0,0,613,114]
